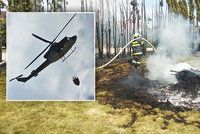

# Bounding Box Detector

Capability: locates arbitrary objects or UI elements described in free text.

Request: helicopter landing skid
[62,47,76,62]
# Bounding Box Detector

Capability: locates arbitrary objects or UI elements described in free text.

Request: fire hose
[96,38,157,70]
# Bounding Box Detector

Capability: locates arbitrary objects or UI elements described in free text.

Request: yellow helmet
[133,33,140,39]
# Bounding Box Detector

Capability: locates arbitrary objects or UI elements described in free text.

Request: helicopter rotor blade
[51,13,77,43]
[24,13,77,70]
[32,33,51,43]
[24,45,51,70]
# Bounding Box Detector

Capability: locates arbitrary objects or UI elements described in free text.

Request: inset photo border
[6,12,95,101]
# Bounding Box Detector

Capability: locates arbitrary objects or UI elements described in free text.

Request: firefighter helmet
[133,33,140,39]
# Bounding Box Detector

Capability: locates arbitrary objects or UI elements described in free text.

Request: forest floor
[0,61,200,133]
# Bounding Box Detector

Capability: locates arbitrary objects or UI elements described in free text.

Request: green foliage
[195,0,200,22]
[0,0,6,48]
[167,0,200,24]
[188,0,195,22]
[0,15,6,38]
[166,0,172,11]
[8,0,64,12]
[166,0,180,14]
[0,0,6,8]
[32,0,44,12]
[0,15,6,47]
[8,0,33,12]
[178,0,188,18]
[172,0,179,14]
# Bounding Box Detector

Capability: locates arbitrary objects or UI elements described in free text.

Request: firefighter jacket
[131,39,145,56]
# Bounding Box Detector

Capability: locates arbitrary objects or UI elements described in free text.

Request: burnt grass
[96,61,197,112]
[0,62,199,132]
[96,61,200,130]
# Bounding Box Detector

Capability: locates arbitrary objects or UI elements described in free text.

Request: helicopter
[9,13,77,83]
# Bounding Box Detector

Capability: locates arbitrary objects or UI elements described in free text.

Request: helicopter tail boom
[10,60,51,83]
[17,77,30,82]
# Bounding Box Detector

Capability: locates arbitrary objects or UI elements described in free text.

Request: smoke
[146,16,195,84]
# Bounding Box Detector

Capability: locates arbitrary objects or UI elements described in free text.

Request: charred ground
[0,62,199,133]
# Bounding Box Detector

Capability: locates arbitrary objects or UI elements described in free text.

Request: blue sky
[7,12,95,101]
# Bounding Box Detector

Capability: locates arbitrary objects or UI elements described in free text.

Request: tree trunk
[113,0,117,55]
[141,1,143,36]
[100,0,104,58]
[81,0,84,11]
[0,37,2,62]
[34,0,37,11]
[47,0,49,11]
[152,6,154,43]
[143,0,147,39]
[125,0,129,56]
[96,10,102,59]
[105,27,109,57]
[53,0,56,11]
[85,0,88,12]
[63,0,66,12]
[106,0,111,57]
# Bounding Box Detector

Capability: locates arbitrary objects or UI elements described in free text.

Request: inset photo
[7,12,95,101]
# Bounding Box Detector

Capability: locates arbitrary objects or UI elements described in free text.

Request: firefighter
[130,33,145,69]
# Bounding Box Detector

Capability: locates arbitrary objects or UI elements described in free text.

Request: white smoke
[146,16,195,84]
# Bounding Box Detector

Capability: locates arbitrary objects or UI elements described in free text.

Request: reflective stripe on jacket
[132,52,142,55]
[131,40,143,56]
[132,60,141,65]
[131,41,142,47]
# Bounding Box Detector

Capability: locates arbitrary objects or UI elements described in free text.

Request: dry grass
[0,64,200,134]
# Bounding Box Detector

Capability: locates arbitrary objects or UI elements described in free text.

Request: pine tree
[106,0,111,57]
[100,0,104,58]
[195,0,200,26]
[188,0,194,23]
[81,0,84,11]
[0,0,6,45]
[8,0,33,12]
[178,0,188,18]
[113,0,117,55]
[0,0,5,61]
[167,0,180,14]
[166,0,173,12]
[0,16,6,40]
[0,0,5,14]
[96,10,102,58]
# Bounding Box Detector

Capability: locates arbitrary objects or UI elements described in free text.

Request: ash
[148,82,200,110]
[121,68,200,110]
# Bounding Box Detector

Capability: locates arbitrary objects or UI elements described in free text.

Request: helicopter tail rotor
[9,74,23,82]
